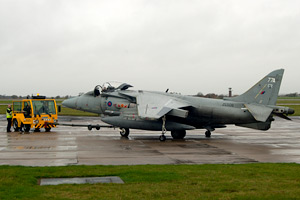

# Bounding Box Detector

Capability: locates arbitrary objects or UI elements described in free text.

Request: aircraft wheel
[88,125,92,131]
[171,130,186,139]
[205,130,211,138]
[120,128,130,137]
[13,119,19,132]
[24,124,31,132]
[159,135,166,142]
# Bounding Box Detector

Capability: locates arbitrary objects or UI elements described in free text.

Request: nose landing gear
[159,115,167,142]
[159,135,166,142]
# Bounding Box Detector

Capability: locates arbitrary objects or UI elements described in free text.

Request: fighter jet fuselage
[62,69,294,141]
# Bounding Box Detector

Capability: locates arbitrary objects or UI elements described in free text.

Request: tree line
[0,95,72,99]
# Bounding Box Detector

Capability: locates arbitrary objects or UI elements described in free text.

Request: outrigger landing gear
[159,115,167,142]
[205,127,214,138]
[205,130,211,138]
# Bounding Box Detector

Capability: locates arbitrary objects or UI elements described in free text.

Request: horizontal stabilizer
[274,113,292,120]
[245,104,273,122]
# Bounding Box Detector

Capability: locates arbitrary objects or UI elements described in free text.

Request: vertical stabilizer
[229,69,284,105]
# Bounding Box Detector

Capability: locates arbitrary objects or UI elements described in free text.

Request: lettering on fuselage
[222,103,234,107]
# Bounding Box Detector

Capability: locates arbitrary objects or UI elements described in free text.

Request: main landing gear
[205,130,211,138]
[118,116,188,141]
[171,130,186,139]
[205,127,214,138]
[120,128,130,137]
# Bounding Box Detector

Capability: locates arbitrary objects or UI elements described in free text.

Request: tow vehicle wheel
[171,130,186,139]
[34,128,40,132]
[45,128,51,132]
[159,135,166,142]
[13,119,19,131]
[24,124,30,132]
[205,130,211,138]
[120,128,130,137]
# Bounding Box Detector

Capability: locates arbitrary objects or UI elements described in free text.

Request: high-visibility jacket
[6,108,12,119]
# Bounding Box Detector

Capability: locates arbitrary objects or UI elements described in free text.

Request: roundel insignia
[107,101,112,107]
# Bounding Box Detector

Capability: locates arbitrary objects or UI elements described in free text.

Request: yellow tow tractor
[11,95,60,132]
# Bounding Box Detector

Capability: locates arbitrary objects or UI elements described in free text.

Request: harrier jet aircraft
[62,69,294,141]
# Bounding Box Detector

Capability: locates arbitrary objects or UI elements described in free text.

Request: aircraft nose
[62,97,78,109]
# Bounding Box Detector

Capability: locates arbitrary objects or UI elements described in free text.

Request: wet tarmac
[0,115,299,166]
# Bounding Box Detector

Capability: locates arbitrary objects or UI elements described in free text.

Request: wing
[135,91,191,120]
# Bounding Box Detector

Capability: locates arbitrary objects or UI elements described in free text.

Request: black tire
[34,128,40,132]
[171,130,186,139]
[45,128,51,132]
[88,125,92,131]
[205,130,211,138]
[13,119,19,132]
[159,135,166,142]
[24,124,30,132]
[120,128,130,137]
[95,125,100,130]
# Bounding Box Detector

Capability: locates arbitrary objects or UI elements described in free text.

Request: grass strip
[277,100,300,104]
[59,107,99,116]
[0,164,299,200]
[278,97,300,99]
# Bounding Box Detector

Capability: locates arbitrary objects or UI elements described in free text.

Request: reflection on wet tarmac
[0,116,299,166]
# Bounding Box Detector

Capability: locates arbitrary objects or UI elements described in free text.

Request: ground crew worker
[23,104,31,118]
[6,105,12,132]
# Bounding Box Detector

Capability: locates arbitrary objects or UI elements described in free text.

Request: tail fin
[229,69,284,105]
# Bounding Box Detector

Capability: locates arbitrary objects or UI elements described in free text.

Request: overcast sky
[1,0,299,97]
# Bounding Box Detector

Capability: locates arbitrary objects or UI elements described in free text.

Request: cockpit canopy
[94,82,133,96]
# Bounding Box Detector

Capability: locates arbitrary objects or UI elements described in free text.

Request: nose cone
[62,97,78,109]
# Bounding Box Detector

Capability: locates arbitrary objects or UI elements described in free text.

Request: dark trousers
[7,118,12,132]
